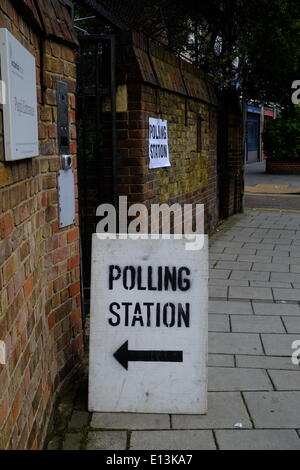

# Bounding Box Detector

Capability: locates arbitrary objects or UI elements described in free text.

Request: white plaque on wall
[89,235,208,414]
[57,169,75,228]
[0,28,38,161]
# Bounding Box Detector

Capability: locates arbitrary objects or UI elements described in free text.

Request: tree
[74,0,300,109]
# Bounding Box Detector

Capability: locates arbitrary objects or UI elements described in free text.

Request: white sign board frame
[89,235,208,414]
[148,117,171,169]
[0,28,38,161]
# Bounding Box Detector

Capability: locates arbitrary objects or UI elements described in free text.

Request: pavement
[46,208,300,451]
[245,161,300,211]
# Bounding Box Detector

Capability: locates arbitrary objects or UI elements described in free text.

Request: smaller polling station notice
[148,117,171,169]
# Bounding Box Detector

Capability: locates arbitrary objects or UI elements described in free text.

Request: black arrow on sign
[114,341,183,370]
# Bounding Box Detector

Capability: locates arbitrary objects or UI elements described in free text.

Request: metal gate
[76,34,116,314]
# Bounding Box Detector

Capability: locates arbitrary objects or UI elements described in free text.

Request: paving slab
[249,281,292,288]
[208,301,253,315]
[273,288,300,301]
[236,355,298,370]
[243,391,300,428]
[264,239,292,245]
[290,266,300,275]
[231,315,285,333]
[208,354,235,367]
[273,255,300,264]
[130,430,216,450]
[243,243,276,250]
[280,248,300,255]
[208,286,228,299]
[256,249,277,257]
[209,246,225,254]
[229,286,273,300]
[208,333,263,355]
[261,334,300,356]
[282,316,300,333]
[209,253,238,261]
[211,241,244,249]
[91,412,170,430]
[86,431,127,450]
[208,314,230,332]
[252,263,290,273]
[215,429,300,450]
[252,302,300,316]
[272,241,293,247]
[268,370,300,390]
[209,279,249,287]
[271,272,300,283]
[208,367,273,391]
[172,392,252,429]
[209,269,231,279]
[237,255,272,263]
[230,271,270,281]
[215,261,252,271]
[224,248,256,255]
[232,237,263,243]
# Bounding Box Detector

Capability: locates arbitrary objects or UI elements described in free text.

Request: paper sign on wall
[0,28,38,161]
[149,117,171,169]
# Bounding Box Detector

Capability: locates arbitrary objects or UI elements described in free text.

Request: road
[244,161,300,211]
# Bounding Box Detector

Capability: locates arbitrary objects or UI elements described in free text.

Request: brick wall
[266,159,300,175]
[114,33,220,233]
[0,0,83,450]
[115,83,219,233]
[218,92,244,219]
[77,32,244,295]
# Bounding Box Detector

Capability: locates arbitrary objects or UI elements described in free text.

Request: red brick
[0,395,8,428]
[11,391,21,422]
[68,282,80,297]
[68,255,80,270]
[0,213,14,239]
[23,275,33,298]
[13,267,25,296]
[48,124,57,139]
[52,247,69,265]
[40,107,52,122]
[67,228,79,243]
[3,256,16,284]
[47,313,55,330]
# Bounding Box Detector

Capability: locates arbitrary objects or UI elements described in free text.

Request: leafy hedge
[263,108,300,159]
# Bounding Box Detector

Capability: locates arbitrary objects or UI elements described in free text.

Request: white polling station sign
[148,117,171,169]
[0,28,38,161]
[89,235,208,414]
